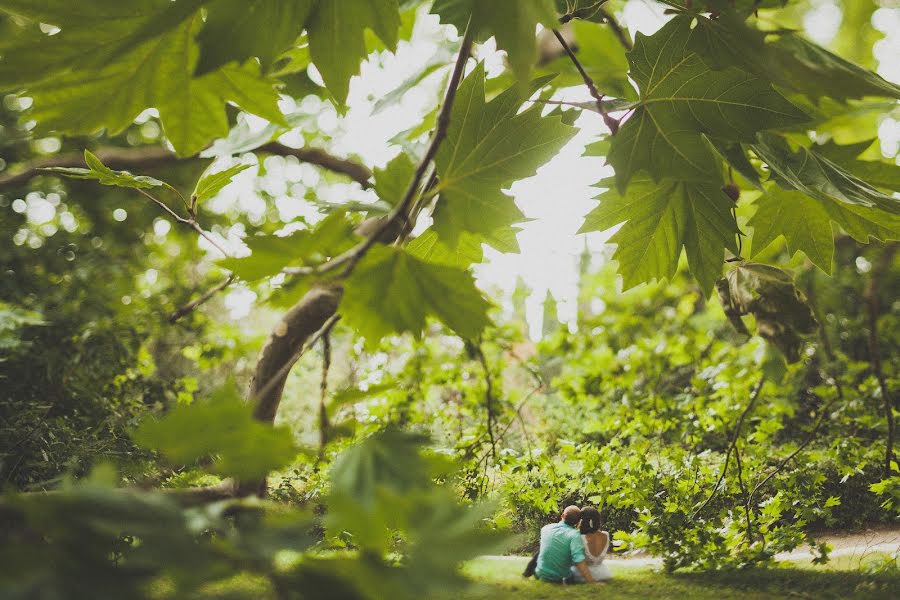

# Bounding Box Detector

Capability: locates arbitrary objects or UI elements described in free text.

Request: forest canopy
[0,1,898,599]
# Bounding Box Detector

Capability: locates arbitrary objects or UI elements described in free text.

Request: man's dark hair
[579,506,601,534]
[562,506,581,526]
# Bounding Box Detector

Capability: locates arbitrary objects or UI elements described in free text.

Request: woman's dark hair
[579,506,602,534]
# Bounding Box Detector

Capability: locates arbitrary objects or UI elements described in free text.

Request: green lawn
[457,555,899,600]
[168,553,899,599]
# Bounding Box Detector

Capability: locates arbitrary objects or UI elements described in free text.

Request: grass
[158,553,899,599]
[456,554,900,600]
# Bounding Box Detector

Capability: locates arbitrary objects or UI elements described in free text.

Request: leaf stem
[551,28,620,134]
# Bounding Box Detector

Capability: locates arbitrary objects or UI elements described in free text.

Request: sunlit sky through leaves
[195,0,900,339]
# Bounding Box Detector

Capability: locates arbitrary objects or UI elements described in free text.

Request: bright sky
[202,0,900,338]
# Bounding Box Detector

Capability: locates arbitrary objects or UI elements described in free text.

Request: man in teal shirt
[534,505,594,583]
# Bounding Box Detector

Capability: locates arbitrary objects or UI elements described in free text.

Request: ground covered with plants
[1,0,898,599]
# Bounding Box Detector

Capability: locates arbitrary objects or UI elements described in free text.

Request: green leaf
[609,16,807,190]
[219,212,358,282]
[306,0,400,106]
[41,150,164,189]
[191,163,252,205]
[373,153,416,207]
[17,14,287,156]
[750,186,900,274]
[326,429,434,551]
[330,382,396,407]
[341,245,491,345]
[689,11,900,102]
[133,381,298,480]
[751,134,900,215]
[716,263,818,362]
[579,176,739,294]
[196,0,315,74]
[160,61,288,157]
[813,140,900,192]
[431,0,558,80]
[406,229,485,269]
[432,64,576,251]
[372,48,453,115]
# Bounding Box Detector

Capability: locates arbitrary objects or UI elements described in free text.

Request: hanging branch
[0,142,373,191]
[551,28,621,134]
[693,376,766,516]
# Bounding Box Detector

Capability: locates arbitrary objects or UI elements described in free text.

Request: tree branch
[551,28,620,134]
[694,376,766,516]
[168,275,235,323]
[321,24,476,277]
[597,8,632,51]
[0,143,373,191]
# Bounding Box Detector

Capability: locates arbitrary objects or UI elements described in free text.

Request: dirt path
[483,527,900,566]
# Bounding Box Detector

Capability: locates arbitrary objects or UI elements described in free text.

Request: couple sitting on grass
[524,505,612,584]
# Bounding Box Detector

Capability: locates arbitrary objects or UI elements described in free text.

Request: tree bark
[250,285,343,423]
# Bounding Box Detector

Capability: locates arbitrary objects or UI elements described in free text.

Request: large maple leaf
[608,16,807,191]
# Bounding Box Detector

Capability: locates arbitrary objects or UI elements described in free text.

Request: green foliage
[196,0,315,74]
[219,211,358,282]
[133,381,299,480]
[580,176,739,294]
[307,0,400,105]
[751,134,900,215]
[750,187,900,274]
[608,16,807,189]
[432,64,576,252]
[432,0,558,80]
[341,245,492,345]
[689,11,900,102]
[191,162,252,205]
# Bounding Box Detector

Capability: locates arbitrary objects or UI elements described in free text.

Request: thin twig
[598,8,632,51]
[551,28,620,134]
[320,24,475,278]
[135,188,229,257]
[694,376,766,516]
[168,275,235,322]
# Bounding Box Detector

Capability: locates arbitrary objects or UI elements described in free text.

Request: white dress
[571,532,613,582]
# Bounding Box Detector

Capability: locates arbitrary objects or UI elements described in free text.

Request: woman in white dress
[570,506,613,583]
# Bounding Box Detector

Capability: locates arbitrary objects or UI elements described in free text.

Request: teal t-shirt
[534,521,585,581]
